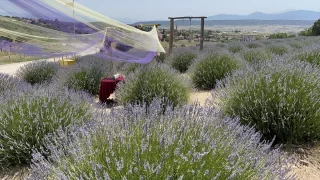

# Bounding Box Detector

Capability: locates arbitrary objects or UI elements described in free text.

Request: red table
[99,76,124,102]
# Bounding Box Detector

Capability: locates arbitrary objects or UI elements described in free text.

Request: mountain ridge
[208,10,320,20]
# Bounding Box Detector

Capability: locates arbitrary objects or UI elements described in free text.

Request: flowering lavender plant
[0,73,29,95]
[0,86,93,169]
[241,49,271,63]
[54,55,112,95]
[28,101,295,179]
[215,58,320,144]
[16,60,60,85]
[116,64,190,109]
[267,45,288,56]
[170,52,197,73]
[295,50,320,66]
[246,42,262,49]
[190,53,241,90]
[228,43,244,53]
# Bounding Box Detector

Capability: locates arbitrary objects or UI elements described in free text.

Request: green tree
[299,27,313,36]
[312,19,320,36]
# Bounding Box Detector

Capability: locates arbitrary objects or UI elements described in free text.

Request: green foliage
[16,61,60,85]
[116,65,190,108]
[191,54,240,90]
[299,27,313,36]
[216,43,225,48]
[228,44,243,53]
[29,104,293,180]
[295,50,320,66]
[0,73,27,95]
[290,42,302,49]
[261,41,271,45]
[155,52,166,63]
[267,45,288,55]
[55,56,112,95]
[246,42,261,49]
[242,49,271,63]
[269,33,296,39]
[217,60,320,144]
[312,19,320,36]
[0,88,91,168]
[170,52,197,73]
[121,63,146,75]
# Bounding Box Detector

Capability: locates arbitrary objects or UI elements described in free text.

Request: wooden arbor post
[168,16,207,54]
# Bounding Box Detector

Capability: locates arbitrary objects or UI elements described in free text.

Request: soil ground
[0,63,320,180]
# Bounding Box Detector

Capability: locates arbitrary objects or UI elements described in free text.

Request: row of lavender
[2,36,320,179]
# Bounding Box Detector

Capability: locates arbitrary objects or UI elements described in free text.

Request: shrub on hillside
[116,64,190,109]
[215,59,320,144]
[242,49,271,63]
[0,73,29,95]
[170,52,197,73]
[0,87,92,169]
[54,56,112,95]
[16,60,60,85]
[299,27,313,36]
[155,52,166,63]
[191,54,240,90]
[269,33,296,39]
[290,43,302,49]
[312,19,320,36]
[261,41,272,45]
[216,43,225,48]
[228,44,243,53]
[28,102,294,180]
[246,42,261,49]
[267,45,288,55]
[295,50,320,66]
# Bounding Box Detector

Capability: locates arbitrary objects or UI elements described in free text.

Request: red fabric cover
[99,76,124,102]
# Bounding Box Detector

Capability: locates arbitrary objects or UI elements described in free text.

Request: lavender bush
[228,43,243,53]
[246,42,262,49]
[267,45,288,56]
[116,64,190,108]
[16,60,60,85]
[28,101,295,179]
[120,63,146,76]
[190,54,240,90]
[170,52,197,73]
[155,52,166,63]
[242,49,271,63]
[54,55,112,95]
[0,87,92,169]
[215,58,320,144]
[295,50,320,66]
[290,43,302,49]
[0,73,29,95]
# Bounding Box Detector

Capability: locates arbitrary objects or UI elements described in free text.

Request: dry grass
[0,52,39,65]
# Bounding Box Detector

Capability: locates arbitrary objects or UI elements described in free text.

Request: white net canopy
[0,0,165,63]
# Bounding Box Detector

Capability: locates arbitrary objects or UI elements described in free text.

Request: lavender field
[1,36,320,179]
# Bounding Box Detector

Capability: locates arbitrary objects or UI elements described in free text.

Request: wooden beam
[168,16,207,20]
[200,17,205,50]
[168,16,207,53]
[169,18,174,54]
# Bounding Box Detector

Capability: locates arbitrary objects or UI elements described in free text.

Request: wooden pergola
[168,16,207,54]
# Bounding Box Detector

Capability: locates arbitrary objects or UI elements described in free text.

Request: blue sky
[75,0,320,21]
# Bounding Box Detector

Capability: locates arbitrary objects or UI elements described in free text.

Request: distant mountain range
[2,10,320,24]
[207,10,320,20]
